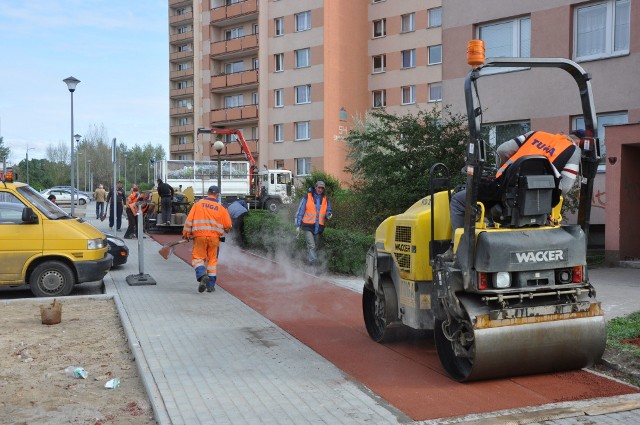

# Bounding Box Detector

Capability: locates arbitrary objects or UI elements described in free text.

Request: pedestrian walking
[295,181,333,268]
[94,184,107,219]
[182,185,232,293]
[106,181,126,231]
[157,178,175,225]
[227,199,249,247]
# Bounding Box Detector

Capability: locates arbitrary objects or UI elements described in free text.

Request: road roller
[362,43,606,381]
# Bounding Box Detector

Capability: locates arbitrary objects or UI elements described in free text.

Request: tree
[0,136,10,163]
[344,107,468,227]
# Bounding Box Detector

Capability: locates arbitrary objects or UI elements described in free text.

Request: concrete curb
[104,276,171,425]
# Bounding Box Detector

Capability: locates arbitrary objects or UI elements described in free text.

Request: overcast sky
[0,0,168,165]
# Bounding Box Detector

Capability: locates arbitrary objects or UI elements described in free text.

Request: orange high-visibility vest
[127,192,139,205]
[302,192,328,226]
[183,197,232,238]
[496,131,575,178]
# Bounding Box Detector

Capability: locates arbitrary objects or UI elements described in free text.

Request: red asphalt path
[153,234,638,421]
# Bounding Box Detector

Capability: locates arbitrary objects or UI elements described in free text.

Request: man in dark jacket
[295,181,333,266]
[107,181,125,231]
[157,178,175,225]
[227,200,249,247]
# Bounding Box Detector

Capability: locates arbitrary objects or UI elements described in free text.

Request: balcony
[170,124,195,135]
[170,0,191,6]
[170,107,192,117]
[210,105,258,124]
[170,30,193,44]
[170,68,194,80]
[211,34,258,58]
[211,0,258,26]
[211,69,258,91]
[170,86,194,98]
[170,142,195,153]
[170,49,194,61]
[170,11,192,25]
[218,138,258,160]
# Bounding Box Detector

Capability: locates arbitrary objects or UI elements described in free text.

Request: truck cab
[0,179,112,297]
[257,169,292,212]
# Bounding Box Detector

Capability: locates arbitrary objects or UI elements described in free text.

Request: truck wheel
[29,261,75,297]
[264,199,279,213]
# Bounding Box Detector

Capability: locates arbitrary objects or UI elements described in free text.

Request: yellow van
[0,179,112,297]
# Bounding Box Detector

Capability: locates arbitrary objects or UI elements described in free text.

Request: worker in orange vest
[182,185,232,293]
[123,190,151,239]
[295,180,333,268]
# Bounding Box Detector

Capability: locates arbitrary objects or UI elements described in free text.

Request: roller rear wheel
[362,279,406,342]
[434,314,475,382]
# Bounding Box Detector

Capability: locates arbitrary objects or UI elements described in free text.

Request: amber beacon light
[467,39,485,68]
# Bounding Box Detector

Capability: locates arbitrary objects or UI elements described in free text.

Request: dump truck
[362,41,605,381]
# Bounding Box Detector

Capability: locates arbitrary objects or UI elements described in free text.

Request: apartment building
[169,0,636,188]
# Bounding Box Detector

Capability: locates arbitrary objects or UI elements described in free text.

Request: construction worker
[445,129,583,260]
[182,185,232,293]
[227,199,249,247]
[124,191,151,239]
[295,181,333,267]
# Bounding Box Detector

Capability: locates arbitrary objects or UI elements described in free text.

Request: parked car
[41,189,90,205]
[106,234,129,267]
[46,186,94,200]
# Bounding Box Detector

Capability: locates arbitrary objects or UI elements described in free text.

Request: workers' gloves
[182,234,191,241]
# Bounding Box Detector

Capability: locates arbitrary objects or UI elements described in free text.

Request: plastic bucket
[40,303,62,325]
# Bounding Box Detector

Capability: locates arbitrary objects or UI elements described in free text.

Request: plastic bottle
[64,366,88,379]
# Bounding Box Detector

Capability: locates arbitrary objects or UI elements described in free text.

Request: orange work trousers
[191,236,221,279]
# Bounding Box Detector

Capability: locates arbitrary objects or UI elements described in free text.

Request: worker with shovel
[182,185,232,293]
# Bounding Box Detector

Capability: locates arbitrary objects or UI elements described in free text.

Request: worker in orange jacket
[182,185,232,293]
[123,191,151,239]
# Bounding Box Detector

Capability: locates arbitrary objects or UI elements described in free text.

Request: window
[401,13,415,33]
[295,121,310,140]
[252,23,259,34]
[428,45,442,65]
[274,89,283,107]
[224,94,243,108]
[401,49,416,69]
[252,92,258,105]
[274,17,284,36]
[479,17,530,58]
[372,90,386,108]
[274,53,284,72]
[224,61,244,74]
[178,117,189,126]
[296,158,312,176]
[175,8,187,15]
[295,85,311,104]
[429,83,442,102]
[372,54,386,73]
[373,19,386,38]
[178,136,189,145]
[177,99,191,108]
[401,86,416,105]
[177,26,189,34]
[226,0,240,4]
[428,7,442,28]
[274,160,285,169]
[251,127,258,140]
[177,81,189,89]
[274,124,283,143]
[295,48,310,68]
[177,62,190,71]
[575,0,630,60]
[178,155,189,160]
[575,112,628,163]
[295,11,311,32]
[178,44,191,52]
[224,27,244,40]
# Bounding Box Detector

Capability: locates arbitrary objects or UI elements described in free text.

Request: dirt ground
[0,298,156,425]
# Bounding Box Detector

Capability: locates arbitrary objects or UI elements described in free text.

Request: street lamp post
[63,76,80,216]
[25,146,35,186]
[87,159,92,192]
[134,163,142,185]
[124,154,127,188]
[75,134,81,200]
[214,140,224,194]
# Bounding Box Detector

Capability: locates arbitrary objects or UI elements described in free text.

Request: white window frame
[178,117,189,126]
[274,53,284,72]
[178,44,191,52]
[274,89,283,108]
[252,92,258,105]
[274,124,284,143]
[178,136,189,145]
[177,62,190,71]
[295,48,310,68]
[252,57,259,69]
[575,111,628,165]
[478,17,530,59]
[428,7,442,28]
[224,94,243,108]
[296,158,312,176]
[224,61,244,74]
[401,13,415,33]
[428,45,442,65]
[429,83,442,102]
[295,121,310,141]
[177,81,189,89]
[274,17,284,36]
[401,49,416,69]
[574,0,630,61]
[224,27,244,40]
[372,54,386,73]
[401,86,416,105]
[295,11,311,32]
[372,90,386,108]
[373,19,386,38]
[295,85,311,104]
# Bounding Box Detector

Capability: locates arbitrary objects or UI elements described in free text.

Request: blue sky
[0,0,168,164]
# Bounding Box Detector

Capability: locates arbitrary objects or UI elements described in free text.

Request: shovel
[158,239,189,260]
